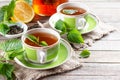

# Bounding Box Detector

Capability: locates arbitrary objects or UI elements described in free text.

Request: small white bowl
[0,22,28,39]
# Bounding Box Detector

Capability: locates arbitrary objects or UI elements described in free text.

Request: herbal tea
[25,32,58,47]
[60,6,86,15]
[33,0,68,16]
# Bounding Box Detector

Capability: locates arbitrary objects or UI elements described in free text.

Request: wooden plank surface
[0,0,120,80]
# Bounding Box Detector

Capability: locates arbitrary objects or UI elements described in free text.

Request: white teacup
[21,28,60,64]
[57,2,91,30]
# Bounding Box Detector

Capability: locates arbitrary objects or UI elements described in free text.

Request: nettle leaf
[27,34,48,46]
[6,0,16,21]
[0,5,8,22]
[0,39,22,52]
[0,23,10,35]
[67,29,84,43]
[40,41,48,46]
[55,19,66,34]
[0,62,14,80]
[80,49,91,58]
[27,34,39,44]
[62,9,78,15]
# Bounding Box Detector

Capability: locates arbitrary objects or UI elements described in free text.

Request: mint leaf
[67,29,84,43]
[27,34,39,44]
[0,6,8,22]
[55,19,66,34]
[5,0,16,22]
[5,50,24,60]
[0,62,14,80]
[40,41,48,46]
[80,49,91,58]
[27,34,48,46]
[0,23,10,35]
[0,39,22,52]
[62,9,78,15]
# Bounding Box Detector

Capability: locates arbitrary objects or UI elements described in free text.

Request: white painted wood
[76,51,120,62]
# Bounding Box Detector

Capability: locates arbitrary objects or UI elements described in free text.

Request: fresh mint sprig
[27,34,48,46]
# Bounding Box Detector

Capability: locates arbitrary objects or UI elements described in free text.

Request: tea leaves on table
[67,29,84,43]
[55,19,66,34]
[80,49,91,58]
[0,39,22,52]
[0,62,14,80]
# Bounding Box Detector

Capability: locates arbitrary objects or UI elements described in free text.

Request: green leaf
[67,29,84,43]
[62,9,78,15]
[80,49,91,58]
[55,19,66,34]
[27,34,48,46]
[0,39,22,52]
[5,0,16,21]
[0,23,10,35]
[5,49,24,60]
[40,41,48,46]
[0,6,8,22]
[0,62,14,80]
[27,34,39,45]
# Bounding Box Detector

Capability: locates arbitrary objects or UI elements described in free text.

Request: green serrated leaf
[0,62,14,80]
[55,19,66,34]
[80,49,91,58]
[0,5,8,22]
[6,0,16,21]
[0,39,22,52]
[40,41,48,46]
[67,29,84,43]
[0,23,10,35]
[27,34,39,45]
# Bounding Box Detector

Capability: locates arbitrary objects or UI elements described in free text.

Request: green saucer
[14,39,73,70]
[49,13,99,34]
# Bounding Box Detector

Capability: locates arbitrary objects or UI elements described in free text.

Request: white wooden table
[1,0,120,80]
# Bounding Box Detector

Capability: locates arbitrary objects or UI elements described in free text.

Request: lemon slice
[11,1,35,23]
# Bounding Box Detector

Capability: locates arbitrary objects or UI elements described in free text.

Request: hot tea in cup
[57,2,91,30]
[22,28,60,64]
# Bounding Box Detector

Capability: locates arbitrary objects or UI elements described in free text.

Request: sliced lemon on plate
[11,0,35,23]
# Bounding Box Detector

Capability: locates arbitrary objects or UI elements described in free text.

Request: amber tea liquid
[33,0,68,16]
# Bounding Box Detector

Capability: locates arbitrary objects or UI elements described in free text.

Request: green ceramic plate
[49,13,99,34]
[14,39,73,70]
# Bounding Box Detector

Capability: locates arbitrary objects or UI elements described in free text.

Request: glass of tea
[32,0,68,16]
[21,28,60,64]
